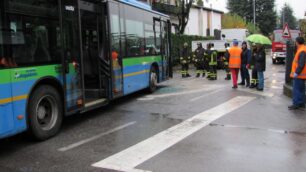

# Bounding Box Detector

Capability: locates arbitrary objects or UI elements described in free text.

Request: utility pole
[253,0,256,31]
[283,7,285,27]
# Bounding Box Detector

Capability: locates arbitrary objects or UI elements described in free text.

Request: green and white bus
[0,0,172,140]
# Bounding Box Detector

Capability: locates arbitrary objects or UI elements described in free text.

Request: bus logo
[14,69,38,79]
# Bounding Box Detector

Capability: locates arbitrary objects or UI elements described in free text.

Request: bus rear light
[77,99,83,105]
[17,115,24,120]
[72,61,78,68]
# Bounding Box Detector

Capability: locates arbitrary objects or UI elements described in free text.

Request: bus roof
[117,0,169,18]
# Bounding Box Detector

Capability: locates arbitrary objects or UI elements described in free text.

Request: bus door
[161,20,171,79]
[108,1,123,98]
[154,18,168,80]
[79,1,109,107]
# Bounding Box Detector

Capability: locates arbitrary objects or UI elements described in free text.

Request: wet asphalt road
[1,59,306,172]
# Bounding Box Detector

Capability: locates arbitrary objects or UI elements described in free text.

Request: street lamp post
[253,0,256,31]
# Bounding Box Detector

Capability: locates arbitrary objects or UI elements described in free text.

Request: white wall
[202,10,208,36]
[185,8,199,35]
[184,7,222,37]
[212,12,222,34]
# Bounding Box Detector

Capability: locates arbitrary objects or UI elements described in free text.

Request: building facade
[138,0,223,37]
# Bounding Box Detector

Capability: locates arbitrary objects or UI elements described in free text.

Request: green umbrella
[246,34,272,45]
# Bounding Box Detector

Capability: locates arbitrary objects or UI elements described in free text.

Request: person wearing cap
[254,43,266,91]
[288,37,306,110]
[228,40,242,88]
[193,42,206,78]
[239,41,251,87]
[223,43,231,80]
[207,43,218,80]
[180,42,191,78]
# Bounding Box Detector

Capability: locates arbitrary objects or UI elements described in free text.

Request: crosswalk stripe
[92,96,255,172]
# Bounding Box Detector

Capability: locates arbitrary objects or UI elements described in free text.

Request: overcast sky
[204,0,305,19]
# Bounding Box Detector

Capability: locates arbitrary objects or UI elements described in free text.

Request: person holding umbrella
[246,34,272,91]
[254,43,266,91]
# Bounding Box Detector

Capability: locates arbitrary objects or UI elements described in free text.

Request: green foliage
[280,3,298,29]
[222,13,247,28]
[171,34,214,65]
[222,13,260,34]
[246,22,261,34]
[227,0,277,35]
[196,0,203,6]
[300,19,306,40]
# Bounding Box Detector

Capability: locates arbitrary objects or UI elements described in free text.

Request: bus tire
[27,85,63,141]
[148,66,158,93]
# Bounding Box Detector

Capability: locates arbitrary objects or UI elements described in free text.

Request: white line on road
[238,88,274,97]
[189,89,223,102]
[58,121,137,152]
[137,85,225,101]
[92,96,255,172]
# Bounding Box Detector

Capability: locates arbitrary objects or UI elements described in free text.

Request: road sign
[282,23,291,39]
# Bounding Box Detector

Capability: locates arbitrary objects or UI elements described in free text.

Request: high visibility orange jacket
[290,45,306,79]
[228,46,242,69]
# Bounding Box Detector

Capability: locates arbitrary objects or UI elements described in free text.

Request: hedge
[170,33,214,65]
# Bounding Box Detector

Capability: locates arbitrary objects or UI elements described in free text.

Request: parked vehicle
[271,29,300,64]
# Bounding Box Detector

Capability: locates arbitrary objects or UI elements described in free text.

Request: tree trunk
[178,0,193,34]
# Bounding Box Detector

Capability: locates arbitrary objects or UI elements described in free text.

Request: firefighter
[223,43,231,80]
[207,43,218,80]
[193,42,206,77]
[180,42,191,78]
[249,44,258,88]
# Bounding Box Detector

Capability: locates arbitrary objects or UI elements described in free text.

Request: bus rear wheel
[28,85,63,141]
[149,66,158,93]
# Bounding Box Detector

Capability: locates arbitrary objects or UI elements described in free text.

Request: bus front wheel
[28,85,63,141]
[149,66,158,93]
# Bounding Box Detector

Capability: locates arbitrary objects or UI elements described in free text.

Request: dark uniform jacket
[180,47,191,63]
[206,49,217,66]
[241,48,251,65]
[194,47,205,64]
[250,48,257,67]
[255,48,266,72]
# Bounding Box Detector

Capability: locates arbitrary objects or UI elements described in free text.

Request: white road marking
[238,88,274,97]
[58,121,137,152]
[189,89,223,102]
[92,96,255,172]
[137,85,225,101]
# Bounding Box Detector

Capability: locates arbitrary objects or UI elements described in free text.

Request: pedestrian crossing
[91,96,255,172]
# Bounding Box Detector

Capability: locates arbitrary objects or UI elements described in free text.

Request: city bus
[0,0,172,140]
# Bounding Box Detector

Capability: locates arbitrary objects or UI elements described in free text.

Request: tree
[227,0,277,35]
[196,0,203,6]
[300,19,306,40]
[280,3,298,29]
[222,13,260,34]
[177,0,194,34]
[222,13,247,29]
